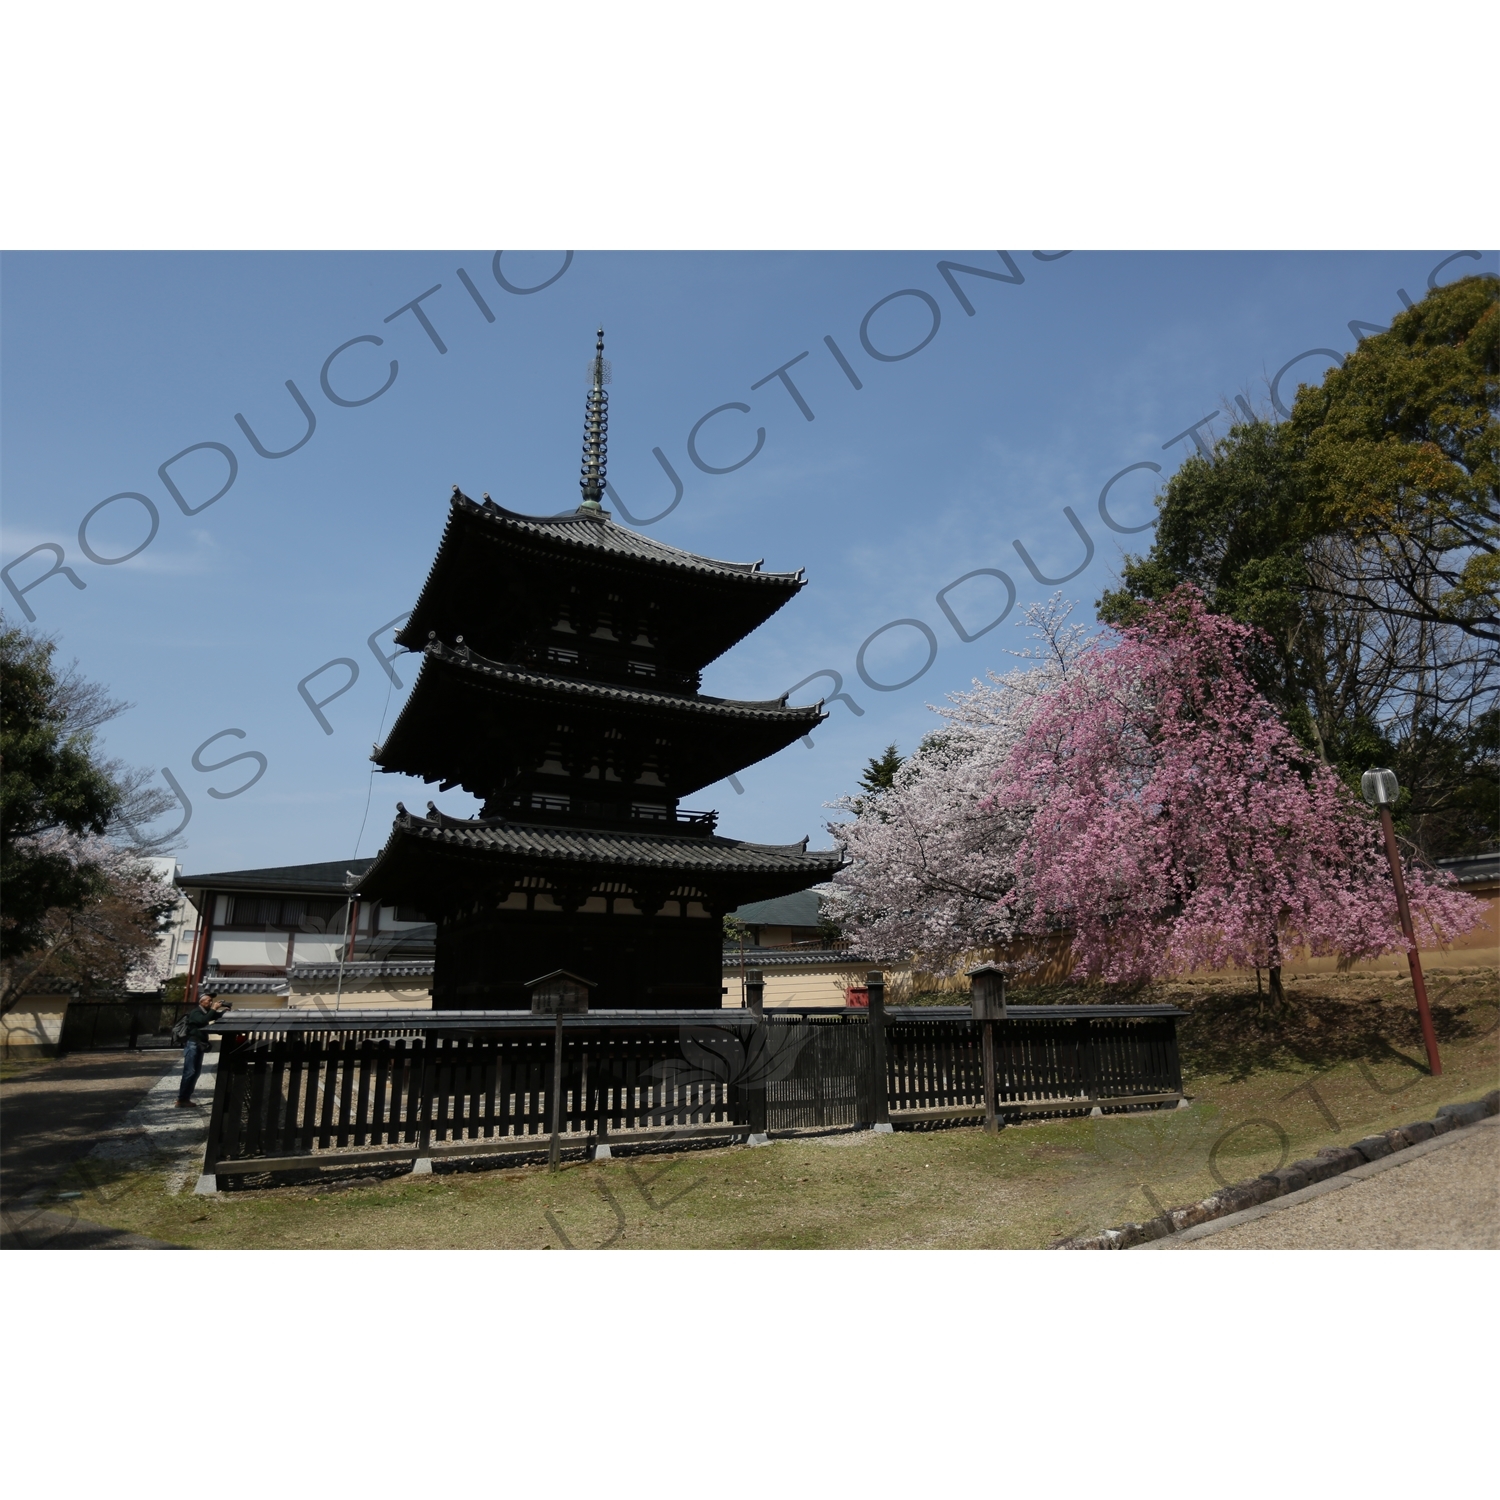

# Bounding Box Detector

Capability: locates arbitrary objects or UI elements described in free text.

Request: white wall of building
[209,935,295,968]
[129,857,198,992]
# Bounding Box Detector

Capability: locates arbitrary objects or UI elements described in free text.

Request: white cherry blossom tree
[826,597,1090,973]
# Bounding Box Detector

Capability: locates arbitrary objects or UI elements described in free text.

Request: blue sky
[3,249,1495,876]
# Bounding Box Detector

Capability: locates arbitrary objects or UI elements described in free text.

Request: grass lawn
[39,969,1499,1250]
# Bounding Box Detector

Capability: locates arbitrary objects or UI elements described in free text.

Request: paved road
[1,1049,180,1210]
[1166,1120,1498,1250]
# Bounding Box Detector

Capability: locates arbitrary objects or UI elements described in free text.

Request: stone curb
[1054,1089,1500,1250]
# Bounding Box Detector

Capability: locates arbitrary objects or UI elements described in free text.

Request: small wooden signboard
[528,969,595,1014]
[967,961,1008,1021]
[526,970,596,1168]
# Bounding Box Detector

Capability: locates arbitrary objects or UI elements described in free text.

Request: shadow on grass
[1175,982,1491,1082]
[913,972,1499,1084]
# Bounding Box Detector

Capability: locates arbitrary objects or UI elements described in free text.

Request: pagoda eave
[374,643,826,800]
[358,809,842,912]
[395,492,805,670]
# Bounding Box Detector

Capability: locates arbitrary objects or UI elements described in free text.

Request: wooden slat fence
[885,1009,1183,1118]
[201,1004,1184,1177]
[763,1014,873,1131]
[205,1023,749,1172]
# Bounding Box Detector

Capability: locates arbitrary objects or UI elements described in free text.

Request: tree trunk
[1267,964,1286,1009]
[1261,928,1288,1015]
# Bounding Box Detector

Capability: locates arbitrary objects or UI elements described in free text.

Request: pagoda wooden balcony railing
[531,643,701,695]
[501,797,719,836]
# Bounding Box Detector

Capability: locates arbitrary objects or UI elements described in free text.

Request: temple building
[358,331,842,1008]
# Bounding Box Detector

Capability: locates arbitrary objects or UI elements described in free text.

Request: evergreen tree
[858,743,904,795]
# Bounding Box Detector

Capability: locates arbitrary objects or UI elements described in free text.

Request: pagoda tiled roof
[357,806,843,906]
[373,640,827,801]
[395,492,807,669]
[460,493,803,583]
[372,805,842,874]
[396,638,822,723]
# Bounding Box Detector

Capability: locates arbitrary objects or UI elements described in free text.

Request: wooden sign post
[745,972,768,1141]
[527,970,595,1171]
[968,962,1008,1134]
[548,1013,565,1169]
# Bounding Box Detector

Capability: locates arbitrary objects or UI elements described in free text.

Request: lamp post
[1361,769,1441,1077]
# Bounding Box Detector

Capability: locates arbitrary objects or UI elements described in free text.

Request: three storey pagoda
[358,332,842,1009]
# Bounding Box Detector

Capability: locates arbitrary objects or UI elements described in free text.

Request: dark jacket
[182,1004,221,1045]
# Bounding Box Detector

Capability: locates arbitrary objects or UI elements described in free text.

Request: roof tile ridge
[386,808,836,858]
[716,834,837,856]
[423,637,826,719]
[452,487,804,581]
[500,815,715,842]
[697,689,813,712]
[454,489,586,525]
[609,528,802,579]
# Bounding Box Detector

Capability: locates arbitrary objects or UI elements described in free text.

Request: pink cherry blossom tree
[826,596,1090,972]
[992,587,1483,1006]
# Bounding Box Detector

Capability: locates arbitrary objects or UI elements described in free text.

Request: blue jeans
[179,1039,207,1102]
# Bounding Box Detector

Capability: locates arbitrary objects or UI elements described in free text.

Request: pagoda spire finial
[578,327,610,515]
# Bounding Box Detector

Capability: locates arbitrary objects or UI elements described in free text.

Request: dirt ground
[0,1048,179,1210]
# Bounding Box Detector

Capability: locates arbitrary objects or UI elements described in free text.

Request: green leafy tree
[1,620,122,957]
[1292,274,1498,644]
[1098,416,1356,760]
[1099,277,1498,859]
[1,618,180,1007]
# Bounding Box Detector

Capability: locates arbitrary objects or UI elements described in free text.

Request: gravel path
[1174,1121,1498,1250]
